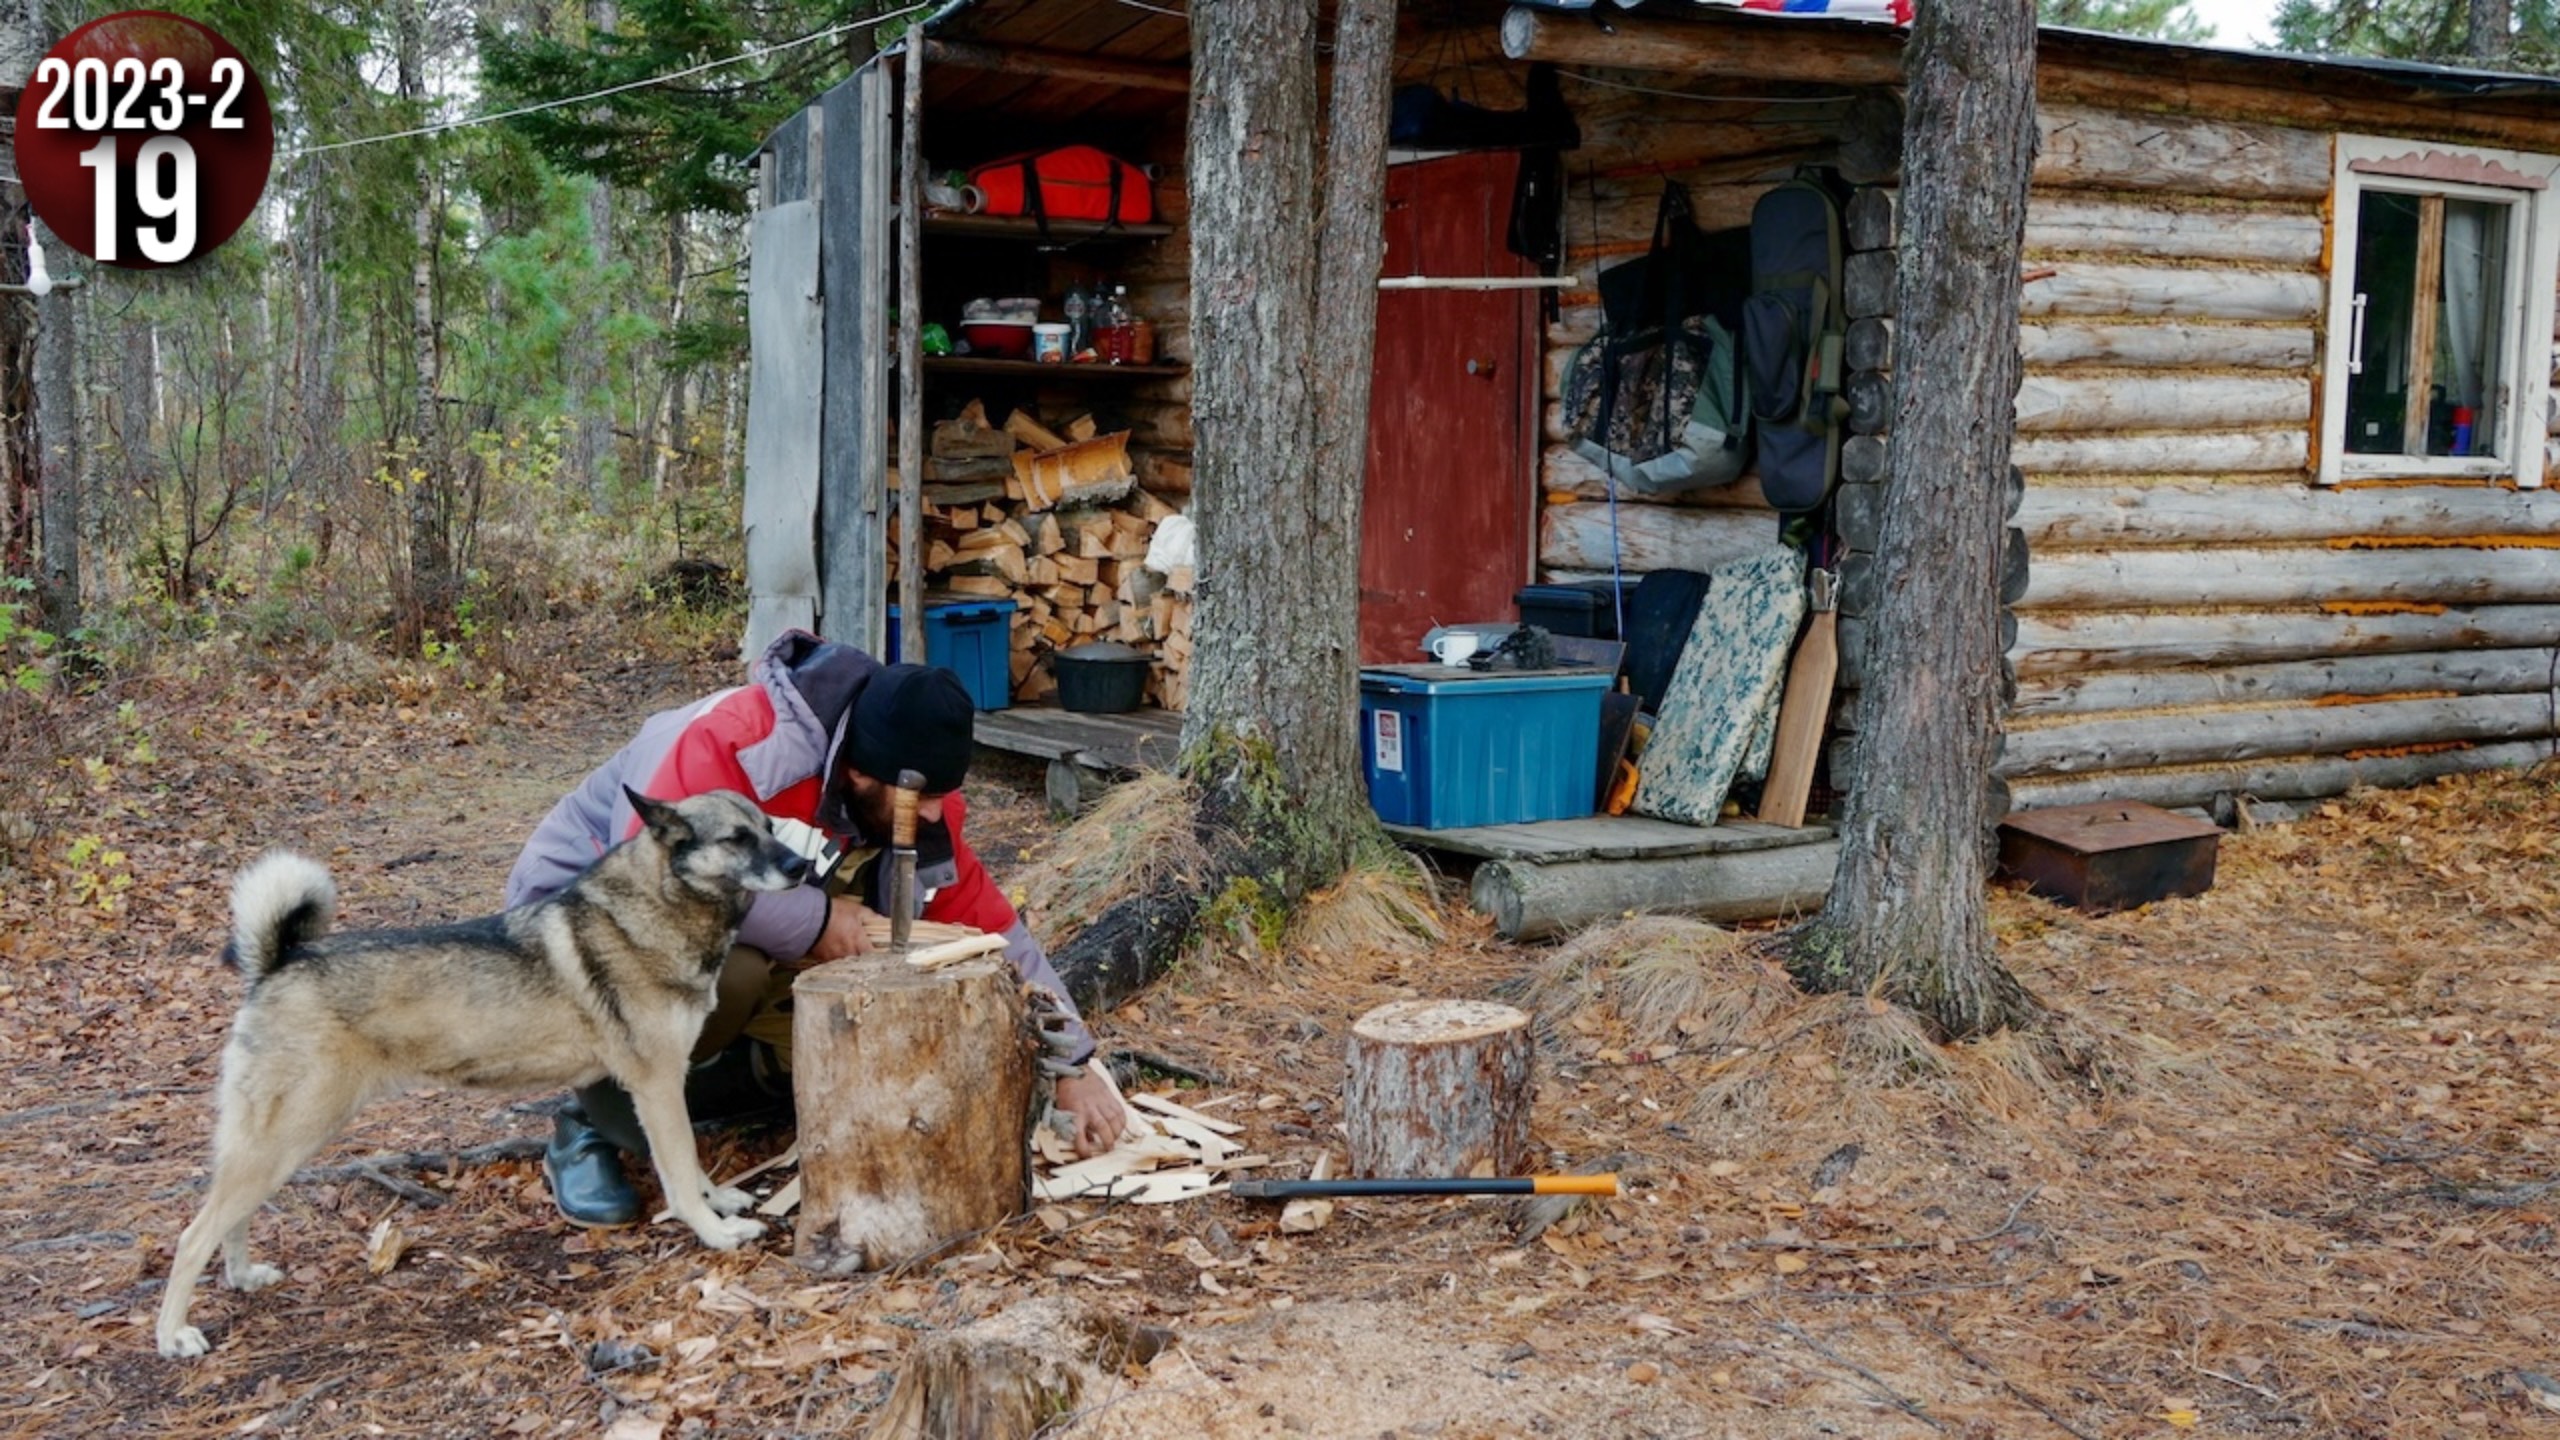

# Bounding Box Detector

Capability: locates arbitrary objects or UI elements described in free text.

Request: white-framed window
[2320,135,2560,488]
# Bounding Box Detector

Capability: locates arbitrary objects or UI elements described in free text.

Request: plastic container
[1516,581,1623,639]
[886,599,1016,712]
[1052,641,1152,713]
[959,321,1035,359]
[1032,323,1070,363]
[1359,668,1612,828]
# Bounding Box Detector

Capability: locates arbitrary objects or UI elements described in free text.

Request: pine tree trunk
[1053,0,1400,1005]
[1180,0,1396,886]
[1786,0,2044,1040]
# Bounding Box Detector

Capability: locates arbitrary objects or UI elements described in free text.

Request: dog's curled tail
[225,852,337,980]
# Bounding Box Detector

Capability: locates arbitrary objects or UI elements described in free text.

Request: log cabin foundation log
[790,954,1033,1274]
[1344,1000,1534,1179]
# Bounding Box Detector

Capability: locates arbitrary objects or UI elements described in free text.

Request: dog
[156,787,809,1359]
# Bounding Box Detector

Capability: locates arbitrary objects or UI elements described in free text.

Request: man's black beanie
[841,664,976,794]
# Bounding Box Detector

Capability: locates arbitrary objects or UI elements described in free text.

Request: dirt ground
[7,618,2560,1438]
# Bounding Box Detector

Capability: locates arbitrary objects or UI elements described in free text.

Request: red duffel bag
[971,146,1154,227]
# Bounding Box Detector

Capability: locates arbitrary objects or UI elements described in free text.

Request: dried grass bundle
[1013,771,1208,939]
[1289,851,1447,970]
[1520,915,1786,1048]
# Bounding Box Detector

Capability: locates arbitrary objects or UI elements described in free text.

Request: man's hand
[1052,1068,1128,1158]
[802,898,881,964]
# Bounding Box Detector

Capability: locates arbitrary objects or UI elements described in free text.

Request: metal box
[1996,800,2221,913]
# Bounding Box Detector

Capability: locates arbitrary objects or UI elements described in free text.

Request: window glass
[2342,190,2514,461]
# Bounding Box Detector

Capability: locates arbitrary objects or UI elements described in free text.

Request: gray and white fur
[157,787,807,1360]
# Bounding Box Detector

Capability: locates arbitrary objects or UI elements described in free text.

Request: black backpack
[1560,184,1754,497]
[1743,169,1851,516]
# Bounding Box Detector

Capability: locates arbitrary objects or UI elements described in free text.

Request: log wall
[1983,104,2560,816]
[1514,43,2560,817]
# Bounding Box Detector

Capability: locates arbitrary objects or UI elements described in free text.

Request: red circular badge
[13,11,276,269]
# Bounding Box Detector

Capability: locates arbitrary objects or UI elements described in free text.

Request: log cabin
[742,0,2560,838]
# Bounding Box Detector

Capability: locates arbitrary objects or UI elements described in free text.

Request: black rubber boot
[544,1095,642,1228]
[685,1039,793,1124]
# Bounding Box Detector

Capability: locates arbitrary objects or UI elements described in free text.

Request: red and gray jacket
[505,630,1093,1060]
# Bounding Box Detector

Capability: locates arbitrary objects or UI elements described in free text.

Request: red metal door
[1359,152,1539,665]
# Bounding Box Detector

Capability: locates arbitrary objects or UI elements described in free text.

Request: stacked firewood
[891,399,1197,709]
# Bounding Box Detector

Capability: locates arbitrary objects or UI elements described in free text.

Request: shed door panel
[1360,152,1539,664]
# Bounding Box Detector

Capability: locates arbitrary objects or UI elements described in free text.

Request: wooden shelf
[923,356,1187,380]
[923,212,1174,242]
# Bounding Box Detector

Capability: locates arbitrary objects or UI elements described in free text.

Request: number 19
[78,135,197,263]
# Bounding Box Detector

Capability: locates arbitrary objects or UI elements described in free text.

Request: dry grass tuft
[1289,852,1448,971]
[1520,915,1785,1048]
[1014,771,1208,939]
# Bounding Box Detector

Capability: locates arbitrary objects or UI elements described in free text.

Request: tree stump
[868,1298,1173,1440]
[789,954,1032,1274]
[1344,999,1534,1179]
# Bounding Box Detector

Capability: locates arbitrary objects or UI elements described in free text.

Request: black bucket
[1052,642,1153,713]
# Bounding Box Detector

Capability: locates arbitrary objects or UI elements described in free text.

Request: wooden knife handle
[892,768,925,848]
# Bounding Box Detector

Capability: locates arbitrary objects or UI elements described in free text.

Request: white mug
[1430,632,1479,666]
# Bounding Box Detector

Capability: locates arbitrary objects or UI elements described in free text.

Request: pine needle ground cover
[5,627,2559,1437]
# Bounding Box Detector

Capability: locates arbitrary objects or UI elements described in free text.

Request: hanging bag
[1742,168,1851,516]
[970,146,1154,237]
[1561,184,1752,496]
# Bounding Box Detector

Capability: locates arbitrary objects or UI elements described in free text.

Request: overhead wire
[281,0,933,162]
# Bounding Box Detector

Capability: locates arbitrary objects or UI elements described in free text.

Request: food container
[1051,641,1154,713]
[959,321,1035,359]
[1032,322,1071,364]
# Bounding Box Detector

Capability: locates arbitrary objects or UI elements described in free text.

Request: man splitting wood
[507,629,1129,1229]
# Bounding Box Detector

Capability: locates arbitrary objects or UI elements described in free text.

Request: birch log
[2021,546,2560,611]
[1344,1000,1534,1179]
[2012,646,2560,718]
[2020,263,2322,321]
[1540,502,1788,574]
[2023,195,2324,266]
[791,955,1032,1274]
[2020,322,2315,370]
[2002,692,2557,777]
[2010,604,2560,676]
[1471,842,1841,940]
[2011,429,2308,475]
[2015,375,2309,432]
[2015,481,2560,546]
[2032,103,2331,199]
[2007,740,2552,815]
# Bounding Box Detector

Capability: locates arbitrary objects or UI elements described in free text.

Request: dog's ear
[624,786,687,841]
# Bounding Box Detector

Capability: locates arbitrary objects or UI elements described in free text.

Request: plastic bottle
[1100,284,1134,364]
[1063,284,1092,356]
[2451,406,2475,457]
